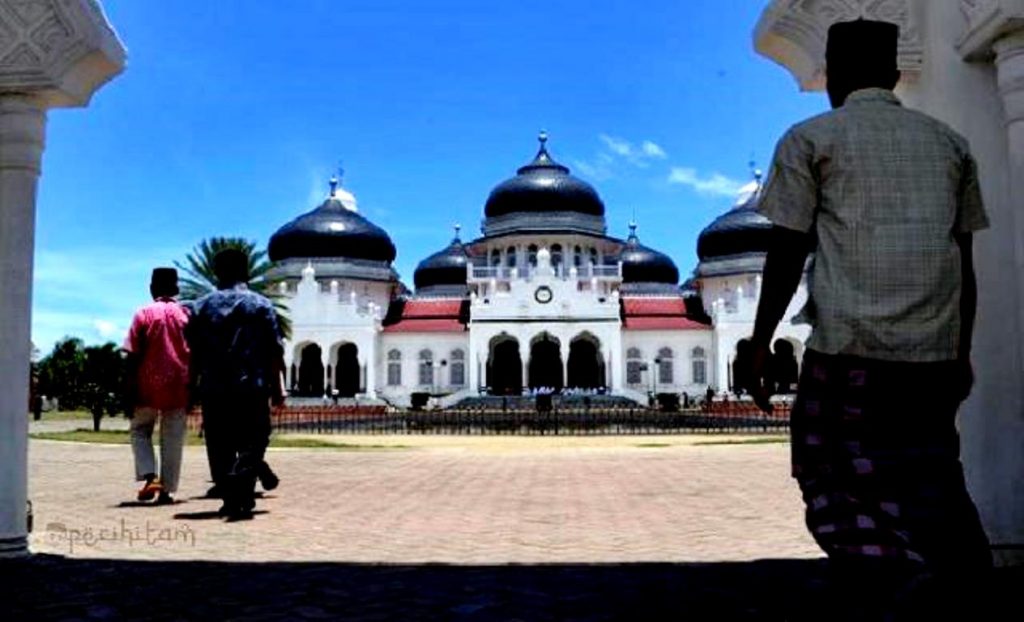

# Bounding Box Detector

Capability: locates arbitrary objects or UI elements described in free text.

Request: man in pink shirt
[123,268,191,504]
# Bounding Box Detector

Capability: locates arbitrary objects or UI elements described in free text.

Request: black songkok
[826,19,899,73]
[150,267,179,295]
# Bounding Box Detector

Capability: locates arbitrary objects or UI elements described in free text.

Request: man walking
[745,19,991,619]
[124,268,191,505]
[189,248,284,519]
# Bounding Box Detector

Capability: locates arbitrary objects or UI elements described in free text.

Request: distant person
[743,19,991,618]
[123,268,191,505]
[189,248,285,519]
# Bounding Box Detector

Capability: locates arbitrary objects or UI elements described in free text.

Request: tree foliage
[36,338,125,414]
[175,236,291,338]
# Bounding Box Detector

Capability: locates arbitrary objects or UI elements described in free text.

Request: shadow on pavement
[5,555,1019,621]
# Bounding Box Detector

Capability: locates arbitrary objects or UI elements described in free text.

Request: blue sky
[32,0,827,354]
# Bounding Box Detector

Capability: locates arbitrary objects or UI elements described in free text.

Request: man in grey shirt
[745,19,991,619]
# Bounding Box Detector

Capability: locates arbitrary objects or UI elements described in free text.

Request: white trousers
[130,407,186,493]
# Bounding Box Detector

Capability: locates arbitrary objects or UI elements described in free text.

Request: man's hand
[271,390,286,408]
[746,341,775,414]
[954,357,974,403]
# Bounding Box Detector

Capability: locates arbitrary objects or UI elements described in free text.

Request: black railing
[187,403,790,436]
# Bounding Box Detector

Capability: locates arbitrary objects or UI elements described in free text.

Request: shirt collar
[844,88,902,107]
[154,296,176,303]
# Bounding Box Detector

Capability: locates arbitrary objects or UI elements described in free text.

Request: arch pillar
[0,1,125,558]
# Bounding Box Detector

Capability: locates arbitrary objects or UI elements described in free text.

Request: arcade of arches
[486,333,607,395]
[292,342,362,398]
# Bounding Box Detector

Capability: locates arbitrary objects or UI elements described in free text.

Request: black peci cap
[150,267,179,295]
[826,19,899,72]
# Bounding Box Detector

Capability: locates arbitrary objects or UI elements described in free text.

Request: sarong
[790,350,991,575]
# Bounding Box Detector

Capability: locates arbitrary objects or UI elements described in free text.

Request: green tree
[36,337,86,410]
[175,237,291,338]
[81,342,126,431]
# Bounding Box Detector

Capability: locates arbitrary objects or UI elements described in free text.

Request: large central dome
[269,179,396,263]
[484,132,605,219]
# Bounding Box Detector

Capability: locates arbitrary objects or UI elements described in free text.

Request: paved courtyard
[11,435,1017,620]
[27,435,819,563]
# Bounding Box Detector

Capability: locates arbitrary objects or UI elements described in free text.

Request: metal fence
[185,402,790,436]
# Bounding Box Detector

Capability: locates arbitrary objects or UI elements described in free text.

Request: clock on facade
[534,286,553,304]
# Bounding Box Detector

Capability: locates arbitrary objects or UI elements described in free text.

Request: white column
[0,96,45,557]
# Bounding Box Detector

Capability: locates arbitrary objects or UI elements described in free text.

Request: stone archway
[528,333,563,391]
[297,344,325,397]
[487,336,522,396]
[567,334,604,390]
[335,343,360,398]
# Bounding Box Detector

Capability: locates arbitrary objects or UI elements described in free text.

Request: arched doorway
[769,338,799,394]
[529,334,563,390]
[567,335,603,390]
[297,343,324,397]
[487,337,522,395]
[335,343,360,397]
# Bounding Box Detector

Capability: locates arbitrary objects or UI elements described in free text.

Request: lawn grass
[30,429,409,451]
[29,410,99,421]
[694,436,790,446]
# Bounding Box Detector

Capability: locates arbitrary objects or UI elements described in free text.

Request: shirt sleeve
[955,151,990,234]
[123,310,145,354]
[757,127,818,234]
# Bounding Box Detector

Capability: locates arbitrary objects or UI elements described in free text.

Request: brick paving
[11,436,1017,620]
[28,436,819,563]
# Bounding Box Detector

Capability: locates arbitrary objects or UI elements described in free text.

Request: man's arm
[748,227,815,411]
[955,232,977,402]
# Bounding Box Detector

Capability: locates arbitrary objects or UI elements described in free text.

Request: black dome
[620,224,679,285]
[414,229,470,290]
[696,182,772,261]
[484,133,605,218]
[268,183,396,263]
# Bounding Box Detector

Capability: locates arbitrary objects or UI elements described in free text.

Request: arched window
[450,349,466,387]
[589,247,599,266]
[626,347,644,386]
[691,347,707,385]
[657,348,674,385]
[551,244,563,270]
[573,245,583,267]
[387,349,402,386]
[506,247,517,267]
[490,249,501,267]
[528,244,539,268]
[418,349,434,386]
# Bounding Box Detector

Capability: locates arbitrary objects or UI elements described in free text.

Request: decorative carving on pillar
[754,0,923,91]
[957,0,1024,61]
[0,0,125,108]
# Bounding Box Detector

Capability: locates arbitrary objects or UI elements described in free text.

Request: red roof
[622,297,687,316]
[620,296,709,331]
[402,299,463,318]
[382,318,466,333]
[622,316,709,331]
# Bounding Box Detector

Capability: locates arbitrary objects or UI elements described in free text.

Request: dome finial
[329,175,339,198]
[539,129,548,147]
[627,220,639,243]
[748,158,763,184]
[453,223,462,242]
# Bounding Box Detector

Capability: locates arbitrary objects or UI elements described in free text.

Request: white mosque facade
[268,134,809,407]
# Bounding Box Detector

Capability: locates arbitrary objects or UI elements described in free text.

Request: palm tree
[175,237,291,338]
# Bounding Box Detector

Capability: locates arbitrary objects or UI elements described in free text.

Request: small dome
[413,226,470,290]
[619,223,679,285]
[484,132,605,218]
[696,175,772,261]
[268,178,396,263]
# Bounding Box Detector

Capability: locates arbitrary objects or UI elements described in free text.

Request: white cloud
[93,319,124,340]
[641,141,667,159]
[667,167,746,197]
[575,135,670,178]
[599,134,634,158]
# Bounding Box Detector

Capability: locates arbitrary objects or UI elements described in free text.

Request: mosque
[267,133,809,407]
